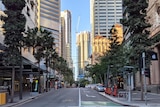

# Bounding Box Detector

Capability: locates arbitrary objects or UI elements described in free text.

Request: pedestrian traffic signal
[147,50,158,60]
[144,68,150,78]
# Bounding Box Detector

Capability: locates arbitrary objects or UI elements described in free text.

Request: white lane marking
[83,90,90,93]
[79,88,81,107]
[86,94,96,98]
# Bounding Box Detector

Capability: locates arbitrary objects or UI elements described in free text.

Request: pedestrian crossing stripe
[81,101,121,106]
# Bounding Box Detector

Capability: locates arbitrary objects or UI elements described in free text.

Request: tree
[120,0,152,100]
[1,0,26,102]
[24,27,55,92]
[121,0,152,67]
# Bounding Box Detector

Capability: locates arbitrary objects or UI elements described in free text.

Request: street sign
[78,74,84,78]
[26,74,34,83]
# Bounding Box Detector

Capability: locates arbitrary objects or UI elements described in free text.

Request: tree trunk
[38,61,41,93]
[99,74,103,84]
[104,73,107,86]
[11,66,15,103]
[19,47,23,100]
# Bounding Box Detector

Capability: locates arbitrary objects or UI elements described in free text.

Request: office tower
[40,0,61,54]
[61,10,72,68]
[76,31,91,75]
[25,0,61,54]
[90,0,123,38]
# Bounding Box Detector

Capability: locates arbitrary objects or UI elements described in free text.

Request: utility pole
[142,52,147,105]
[106,65,110,88]
[128,72,131,102]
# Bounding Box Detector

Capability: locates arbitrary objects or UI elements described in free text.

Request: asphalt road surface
[15,88,128,107]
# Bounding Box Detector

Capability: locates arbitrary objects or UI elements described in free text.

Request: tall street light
[106,65,113,88]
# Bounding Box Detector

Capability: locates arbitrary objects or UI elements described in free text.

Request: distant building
[61,10,73,69]
[91,23,123,65]
[92,36,110,64]
[90,0,123,38]
[24,0,61,55]
[76,31,91,75]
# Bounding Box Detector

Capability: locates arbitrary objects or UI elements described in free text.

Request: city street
[14,88,124,107]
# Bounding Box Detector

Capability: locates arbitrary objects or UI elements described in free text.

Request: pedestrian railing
[118,91,128,99]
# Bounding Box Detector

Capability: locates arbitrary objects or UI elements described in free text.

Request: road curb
[99,92,139,107]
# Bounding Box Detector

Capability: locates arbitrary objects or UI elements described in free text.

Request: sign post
[142,52,147,105]
[26,74,34,96]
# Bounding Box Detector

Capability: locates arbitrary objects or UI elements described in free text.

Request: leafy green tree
[100,26,123,85]
[120,0,152,100]
[24,27,55,92]
[121,0,152,68]
[63,68,74,85]
[1,0,26,102]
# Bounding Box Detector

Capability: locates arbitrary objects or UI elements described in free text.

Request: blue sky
[61,0,91,79]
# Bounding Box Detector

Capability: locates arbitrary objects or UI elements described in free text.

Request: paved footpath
[100,91,160,107]
[1,89,54,107]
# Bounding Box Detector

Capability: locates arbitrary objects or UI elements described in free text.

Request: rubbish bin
[0,92,6,105]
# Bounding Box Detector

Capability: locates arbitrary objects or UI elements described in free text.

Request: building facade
[91,23,123,65]
[92,36,110,64]
[0,0,61,92]
[23,0,61,60]
[145,0,160,92]
[76,31,91,75]
[40,0,61,54]
[122,0,160,92]
[90,0,123,38]
[60,10,73,68]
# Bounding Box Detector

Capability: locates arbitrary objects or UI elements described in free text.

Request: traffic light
[144,68,150,78]
[147,50,158,60]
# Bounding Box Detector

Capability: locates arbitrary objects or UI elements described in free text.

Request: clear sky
[61,0,91,80]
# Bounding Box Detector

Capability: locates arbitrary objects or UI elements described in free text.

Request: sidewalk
[1,89,54,107]
[100,91,160,107]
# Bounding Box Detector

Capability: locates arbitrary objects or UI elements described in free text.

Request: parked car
[95,85,105,92]
[85,84,97,89]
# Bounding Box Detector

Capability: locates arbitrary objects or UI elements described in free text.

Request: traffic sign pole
[142,52,147,105]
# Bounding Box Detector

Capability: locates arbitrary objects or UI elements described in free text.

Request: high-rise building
[76,31,91,75]
[40,0,61,54]
[24,0,61,55]
[90,0,123,38]
[61,10,73,68]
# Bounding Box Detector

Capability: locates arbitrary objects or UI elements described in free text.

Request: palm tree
[24,27,55,93]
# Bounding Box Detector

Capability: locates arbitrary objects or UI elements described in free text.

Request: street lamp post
[106,65,110,88]
[142,52,147,105]
[106,65,113,88]
[128,72,131,102]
